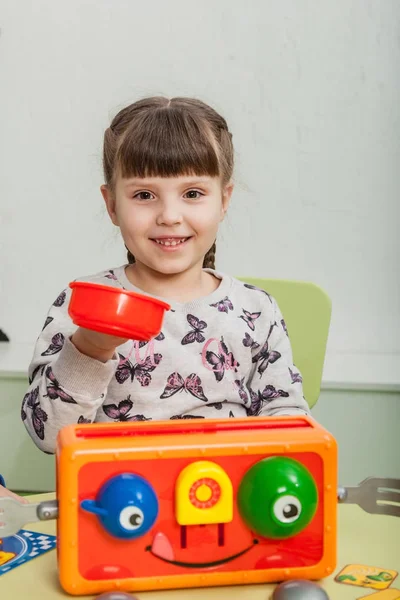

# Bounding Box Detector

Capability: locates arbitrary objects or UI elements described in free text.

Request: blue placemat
[0,529,56,575]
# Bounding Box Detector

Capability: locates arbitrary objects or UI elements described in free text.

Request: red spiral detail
[189,478,221,509]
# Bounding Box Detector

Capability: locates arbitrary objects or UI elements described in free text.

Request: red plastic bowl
[68,282,170,340]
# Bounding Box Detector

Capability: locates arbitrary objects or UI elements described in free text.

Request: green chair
[238,278,331,409]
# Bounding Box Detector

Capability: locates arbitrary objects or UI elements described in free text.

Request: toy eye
[119,506,144,531]
[273,495,301,524]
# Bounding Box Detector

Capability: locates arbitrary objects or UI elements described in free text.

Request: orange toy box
[55,415,337,596]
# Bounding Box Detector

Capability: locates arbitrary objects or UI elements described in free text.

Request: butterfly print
[181,314,207,345]
[204,338,239,382]
[137,332,165,348]
[104,269,118,281]
[289,367,303,384]
[234,378,249,404]
[170,414,205,420]
[103,398,131,420]
[116,353,162,386]
[242,332,260,350]
[209,296,234,313]
[21,387,34,421]
[29,364,46,384]
[244,283,272,303]
[247,389,264,416]
[45,366,77,403]
[103,396,150,422]
[42,316,54,331]
[239,309,261,331]
[261,384,289,400]
[78,416,91,424]
[247,385,289,416]
[206,402,226,410]
[41,332,65,356]
[21,386,48,440]
[281,319,289,336]
[53,290,66,307]
[252,323,281,376]
[160,372,208,402]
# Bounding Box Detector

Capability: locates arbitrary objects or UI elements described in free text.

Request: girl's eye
[134,191,154,201]
[184,190,203,200]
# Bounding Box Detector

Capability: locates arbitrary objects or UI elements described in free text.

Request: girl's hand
[71,327,129,362]
[0,484,28,504]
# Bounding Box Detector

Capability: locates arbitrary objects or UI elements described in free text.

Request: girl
[18,96,309,460]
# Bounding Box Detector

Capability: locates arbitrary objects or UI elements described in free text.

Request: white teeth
[155,238,187,246]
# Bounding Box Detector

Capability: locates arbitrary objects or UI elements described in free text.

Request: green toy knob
[237,456,318,539]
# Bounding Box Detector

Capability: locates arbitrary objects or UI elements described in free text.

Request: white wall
[1,0,399,387]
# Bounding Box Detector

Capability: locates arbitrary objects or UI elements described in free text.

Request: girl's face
[102,175,233,276]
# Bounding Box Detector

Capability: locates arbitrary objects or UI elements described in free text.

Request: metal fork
[338,477,400,517]
[0,497,58,538]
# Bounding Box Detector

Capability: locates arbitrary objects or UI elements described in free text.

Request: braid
[203,241,216,269]
[126,248,135,264]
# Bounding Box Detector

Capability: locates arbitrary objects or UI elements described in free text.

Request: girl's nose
[156,200,183,226]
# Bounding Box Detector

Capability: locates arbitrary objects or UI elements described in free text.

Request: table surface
[2,493,400,600]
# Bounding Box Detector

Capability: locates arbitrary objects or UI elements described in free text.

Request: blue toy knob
[80,473,158,539]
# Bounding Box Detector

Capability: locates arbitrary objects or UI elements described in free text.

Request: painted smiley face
[80,456,318,571]
[146,531,259,568]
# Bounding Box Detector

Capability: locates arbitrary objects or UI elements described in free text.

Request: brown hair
[103,97,234,269]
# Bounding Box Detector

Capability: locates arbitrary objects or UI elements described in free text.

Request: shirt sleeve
[22,287,119,454]
[247,297,310,417]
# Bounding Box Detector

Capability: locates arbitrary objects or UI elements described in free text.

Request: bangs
[116,107,221,180]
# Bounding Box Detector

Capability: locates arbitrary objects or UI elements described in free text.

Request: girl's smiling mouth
[150,236,192,250]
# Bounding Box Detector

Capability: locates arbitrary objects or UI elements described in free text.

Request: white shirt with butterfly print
[22,266,310,453]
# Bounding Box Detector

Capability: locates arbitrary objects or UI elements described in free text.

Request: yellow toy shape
[175,460,233,525]
[0,550,16,566]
